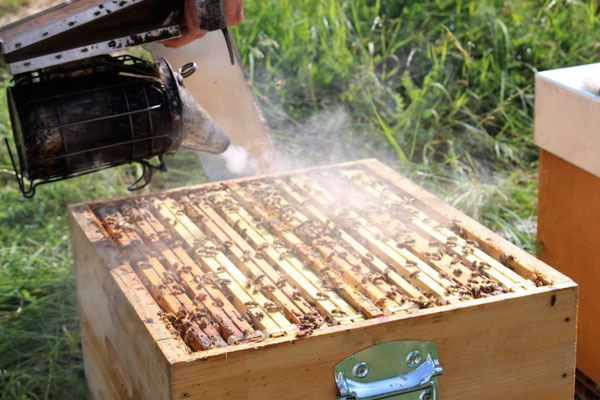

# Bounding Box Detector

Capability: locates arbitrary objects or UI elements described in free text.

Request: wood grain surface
[171,284,577,399]
[538,149,600,383]
[69,204,187,399]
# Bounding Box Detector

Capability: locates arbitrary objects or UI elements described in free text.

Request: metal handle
[335,341,443,400]
[127,156,167,192]
[195,0,235,65]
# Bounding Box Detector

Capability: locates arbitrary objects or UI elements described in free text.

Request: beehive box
[535,64,600,385]
[68,159,577,400]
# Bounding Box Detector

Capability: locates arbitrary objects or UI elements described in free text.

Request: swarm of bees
[95,167,546,353]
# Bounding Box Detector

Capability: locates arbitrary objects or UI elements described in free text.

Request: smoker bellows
[69,159,577,399]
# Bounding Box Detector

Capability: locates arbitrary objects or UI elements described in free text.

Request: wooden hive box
[535,64,600,387]
[68,159,577,400]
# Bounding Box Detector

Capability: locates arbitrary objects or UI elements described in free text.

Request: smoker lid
[0,0,183,75]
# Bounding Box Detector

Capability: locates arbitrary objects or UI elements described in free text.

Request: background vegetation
[1,0,599,398]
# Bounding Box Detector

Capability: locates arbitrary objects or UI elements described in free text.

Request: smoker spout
[179,85,231,154]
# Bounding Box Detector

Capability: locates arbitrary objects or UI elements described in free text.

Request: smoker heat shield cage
[68,159,577,400]
[5,55,184,198]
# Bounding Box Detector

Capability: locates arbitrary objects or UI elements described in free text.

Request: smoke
[246,106,402,175]
[197,106,401,181]
[197,144,258,181]
[220,144,258,176]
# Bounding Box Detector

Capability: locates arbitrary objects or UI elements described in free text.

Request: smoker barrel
[7,55,182,195]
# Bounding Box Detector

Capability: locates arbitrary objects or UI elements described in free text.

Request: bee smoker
[6,54,231,197]
[0,0,235,198]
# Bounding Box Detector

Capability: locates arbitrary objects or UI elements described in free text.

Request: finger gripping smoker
[0,0,234,198]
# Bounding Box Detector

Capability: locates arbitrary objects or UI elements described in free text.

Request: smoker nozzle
[178,84,231,154]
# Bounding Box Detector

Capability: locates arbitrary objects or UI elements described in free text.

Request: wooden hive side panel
[171,284,577,400]
[537,149,600,383]
[69,204,187,400]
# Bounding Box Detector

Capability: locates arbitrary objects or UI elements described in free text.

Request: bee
[291,290,303,301]
[218,277,232,286]
[462,246,474,255]
[445,237,459,247]
[262,284,276,292]
[171,284,185,295]
[245,301,259,309]
[405,260,418,267]
[452,268,463,277]
[197,318,208,329]
[140,275,151,287]
[254,311,265,320]
[315,292,329,300]
[408,270,420,280]
[253,274,266,284]
[295,329,313,338]
[276,275,288,288]
[430,252,443,261]
[257,243,270,251]
[385,286,399,299]
[399,238,416,248]
[263,301,282,313]
[272,238,288,248]
[371,273,386,284]
[411,297,433,309]
[325,252,337,263]
[242,311,254,324]
[212,298,224,307]
[181,266,192,274]
[374,298,387,307]
[499,253,515,266]
[532,269,550,287]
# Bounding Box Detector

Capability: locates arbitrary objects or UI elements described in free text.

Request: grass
[1,0,599,398]
[0,1,29,19]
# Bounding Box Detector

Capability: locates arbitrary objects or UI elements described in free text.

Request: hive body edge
[166,283,577,400]
[69,205,184,400]
[67,159,578,399]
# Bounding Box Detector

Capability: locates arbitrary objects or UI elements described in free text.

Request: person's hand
[161,0,244,49]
